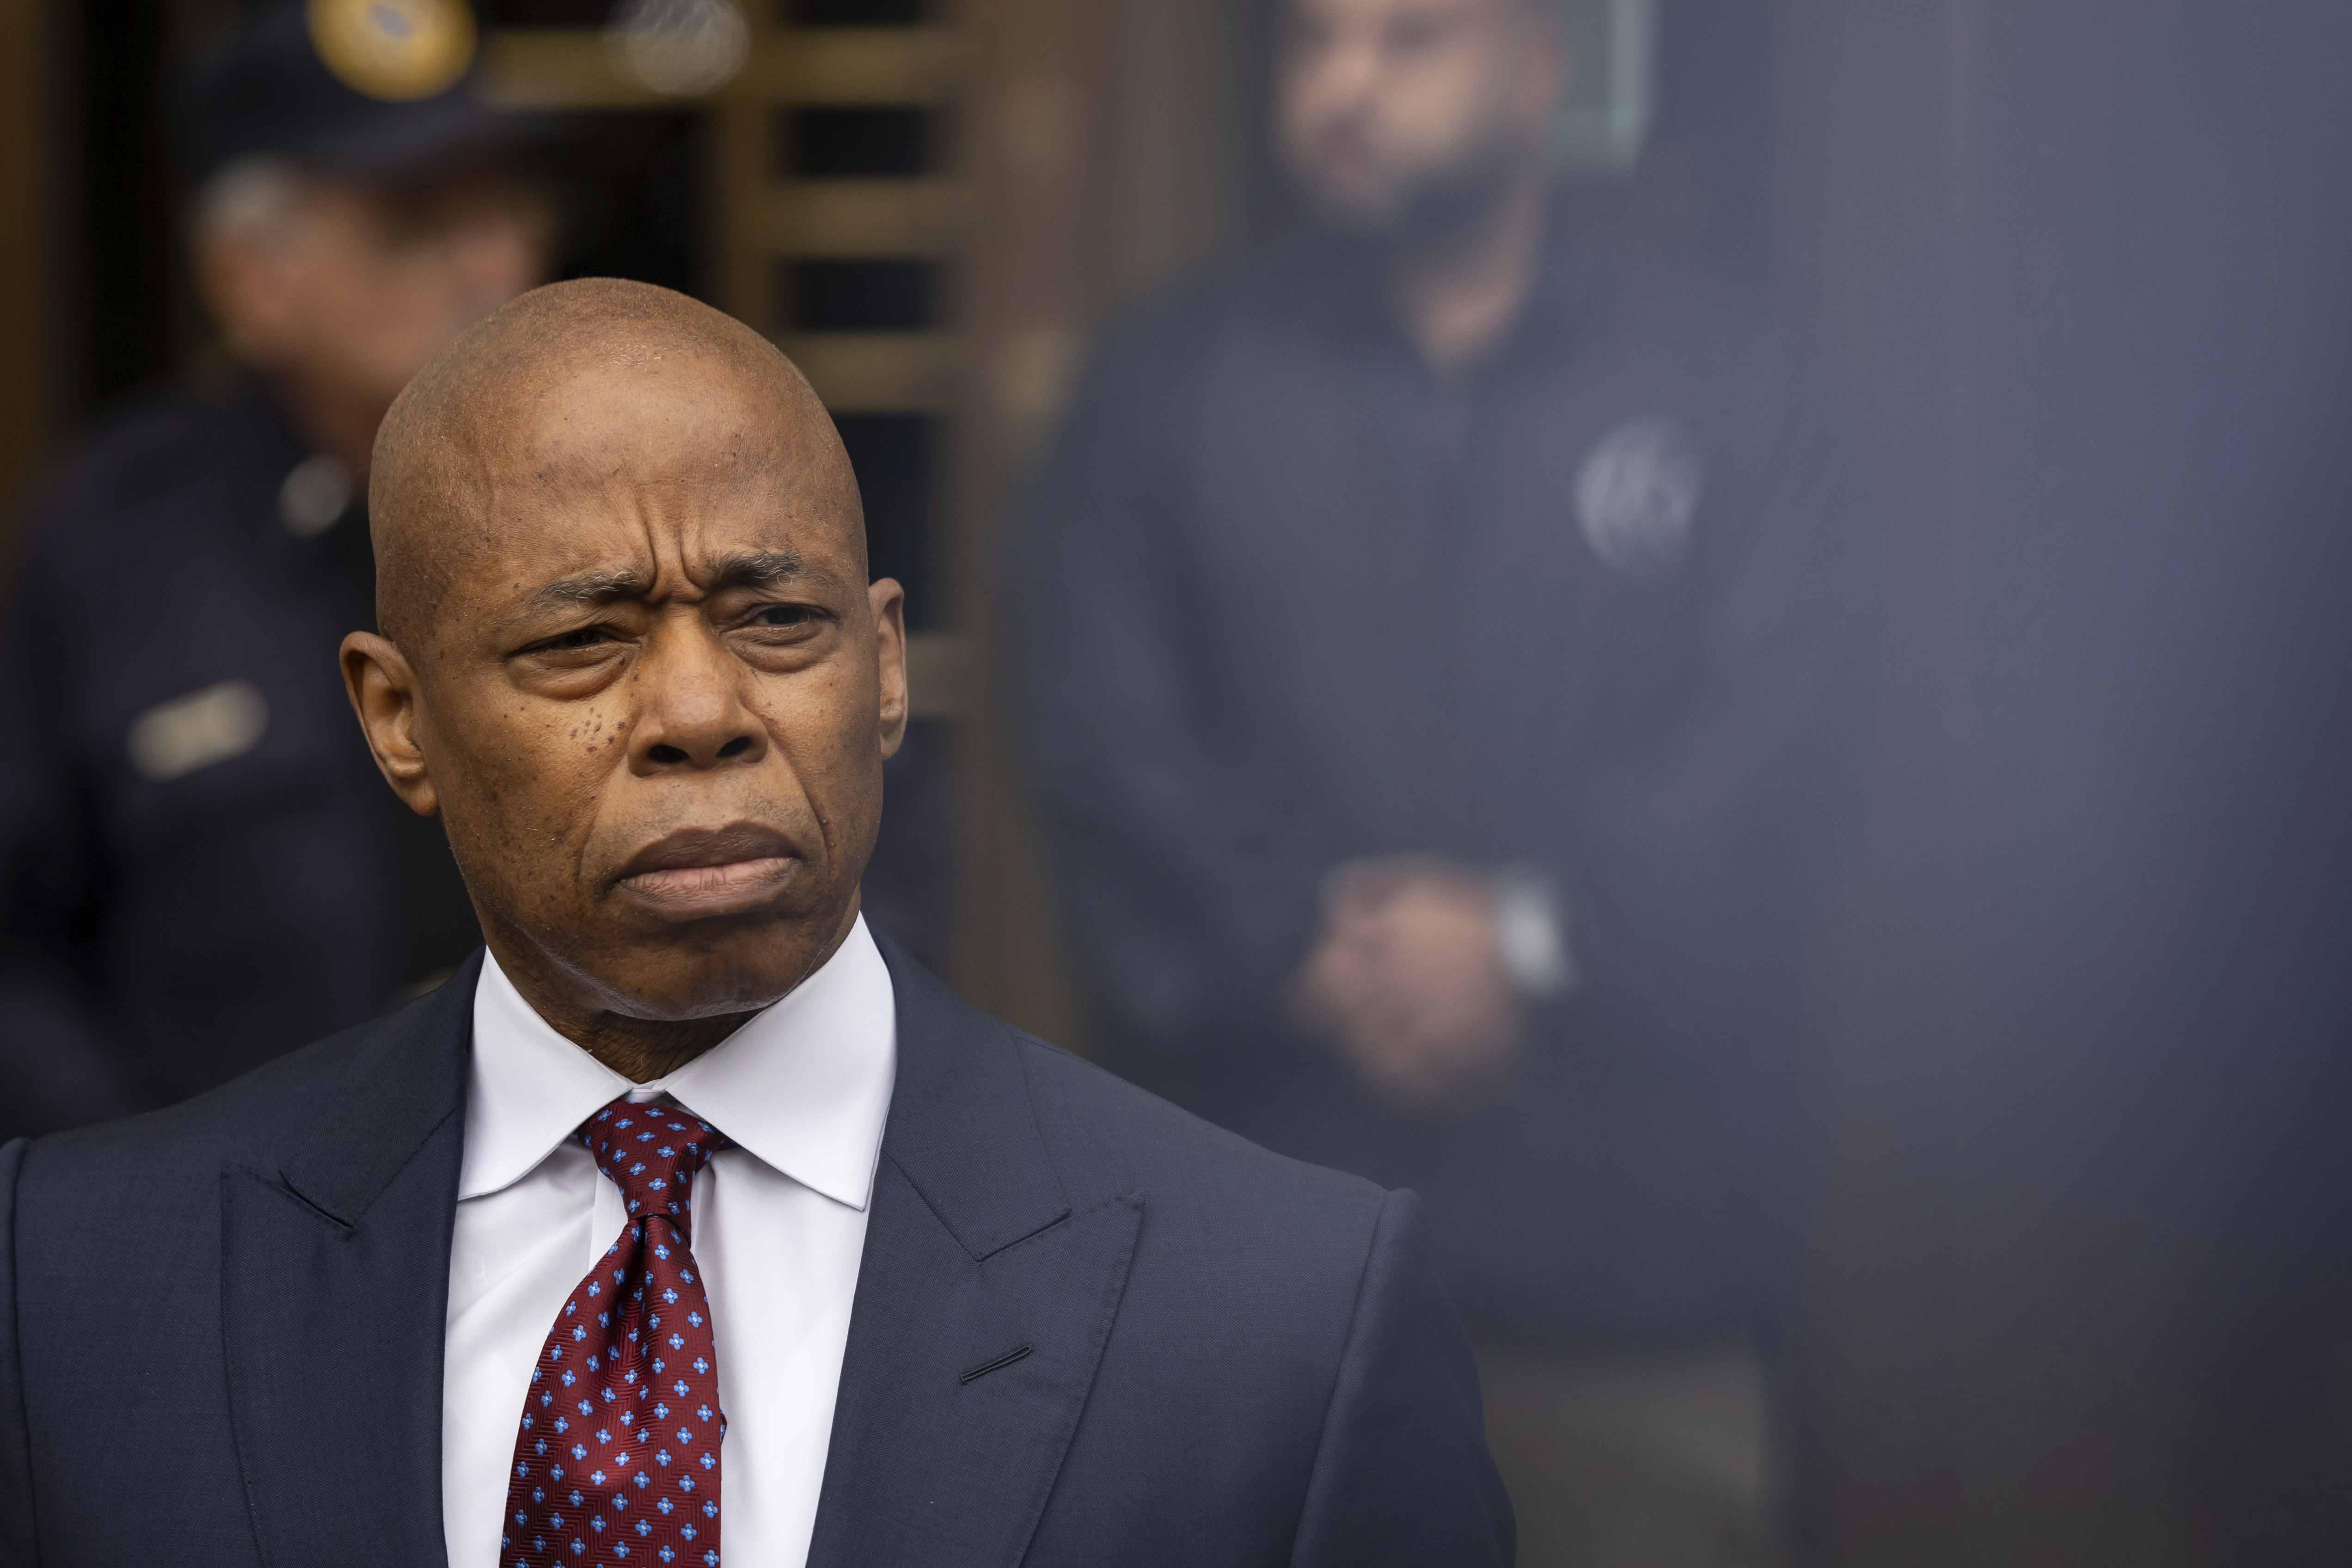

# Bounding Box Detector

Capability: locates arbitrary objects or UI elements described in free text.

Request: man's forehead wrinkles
[499,546,824,624]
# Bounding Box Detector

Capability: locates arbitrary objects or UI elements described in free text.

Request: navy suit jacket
[0,938,1512,1565]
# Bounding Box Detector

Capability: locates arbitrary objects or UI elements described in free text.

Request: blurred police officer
[1011,0,1872,1557]
[0,0,546,1138]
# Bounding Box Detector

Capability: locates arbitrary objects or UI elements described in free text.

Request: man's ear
[341,631,441,816]
[868,577,910,760]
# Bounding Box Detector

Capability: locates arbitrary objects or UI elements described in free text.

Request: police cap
[190,0,525,184]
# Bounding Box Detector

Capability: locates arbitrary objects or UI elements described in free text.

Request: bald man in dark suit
[0,281,1513,1567]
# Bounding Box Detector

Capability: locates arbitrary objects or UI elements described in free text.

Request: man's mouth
[616,823,802,919]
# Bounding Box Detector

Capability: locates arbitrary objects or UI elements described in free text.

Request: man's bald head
[369,277,861,652]
[339,277,906,1074]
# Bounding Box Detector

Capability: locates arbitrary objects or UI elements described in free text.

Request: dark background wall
[1780,2,2352,1562]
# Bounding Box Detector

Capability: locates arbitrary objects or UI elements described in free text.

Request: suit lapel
[806,943,1142,1568]
[222,954,480,1568]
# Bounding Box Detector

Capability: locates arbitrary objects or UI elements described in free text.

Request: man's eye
[753,605,820,628]
[541,626,612,652]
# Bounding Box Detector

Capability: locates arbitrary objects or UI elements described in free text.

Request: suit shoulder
[21,1027,355,1189]
[1004,1032,1403,1369]
[1009,1030,1388,1226]
[18,974,464,1195]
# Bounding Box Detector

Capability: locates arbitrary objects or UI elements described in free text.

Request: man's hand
[1287,856,1524,1116]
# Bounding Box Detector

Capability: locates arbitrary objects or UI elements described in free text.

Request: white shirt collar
[459,916,897,1211]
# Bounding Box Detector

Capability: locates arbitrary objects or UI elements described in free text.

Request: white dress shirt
[441,918,897,1568]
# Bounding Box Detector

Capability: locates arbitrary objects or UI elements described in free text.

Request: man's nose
[630,625,769,773]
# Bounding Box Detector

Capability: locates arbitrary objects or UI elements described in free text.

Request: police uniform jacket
[0,379,474,1137]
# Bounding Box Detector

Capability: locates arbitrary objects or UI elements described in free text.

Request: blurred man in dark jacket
[1011,0,1873,1552]
[0,0,546,1138]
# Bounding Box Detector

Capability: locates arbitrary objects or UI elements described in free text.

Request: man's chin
[584,942,828,1025]
[575,893,859,1018]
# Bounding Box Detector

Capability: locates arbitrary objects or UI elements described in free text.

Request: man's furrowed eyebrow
[706,550,826,591]
[508,551,834,628]
[530,568,656,609]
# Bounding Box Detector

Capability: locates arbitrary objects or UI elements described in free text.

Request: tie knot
[577,1098,729,1225]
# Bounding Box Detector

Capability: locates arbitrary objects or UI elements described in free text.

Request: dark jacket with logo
[0,380,477,1137]
[1008,212,1876,1343]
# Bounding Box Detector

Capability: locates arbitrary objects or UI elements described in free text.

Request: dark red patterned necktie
[502,1100,731,1568]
